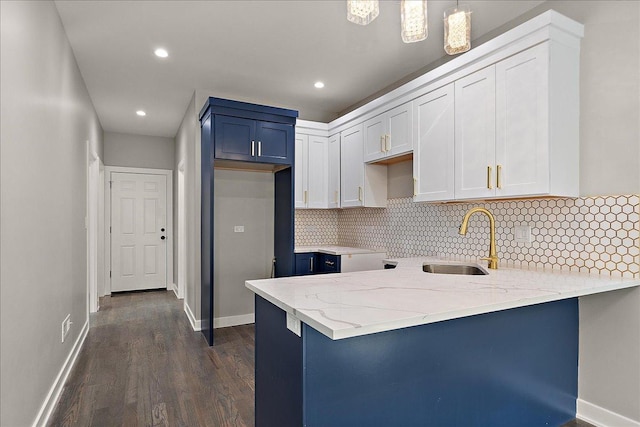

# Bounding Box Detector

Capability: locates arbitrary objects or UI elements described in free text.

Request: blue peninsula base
[254,295,578,427]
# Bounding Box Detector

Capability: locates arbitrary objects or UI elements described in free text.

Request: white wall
[174,93,201,321]
[104,131,175,170]
[0,1,103,426]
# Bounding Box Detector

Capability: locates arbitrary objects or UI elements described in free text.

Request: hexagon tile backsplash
[296,195,639,278]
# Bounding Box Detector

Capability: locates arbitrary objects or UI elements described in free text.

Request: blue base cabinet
[200,98,297,346]
[255,295,578,427]
[294,252,341,276]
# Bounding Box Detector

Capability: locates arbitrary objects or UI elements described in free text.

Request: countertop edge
[246,277,640,341]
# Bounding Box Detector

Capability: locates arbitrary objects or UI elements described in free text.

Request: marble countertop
[294,245,386,255]
[246,256,640,340]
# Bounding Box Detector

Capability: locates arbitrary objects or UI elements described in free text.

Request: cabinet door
[386,102,413,158]
[327,134,341,208]
[294,134,309,208]
[294,252,316,276]
[413,84,455,202]
[340,124,365,207]
[318,253,341,274]
[454,66,496,200]
[256,121,293,165]
[363,114,386,163]
[496,43,549,197]
[214,115,256,162]
[307,136,329,208]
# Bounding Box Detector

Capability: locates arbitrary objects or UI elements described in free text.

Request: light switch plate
[514,225,532,243]
[286,313,301,337]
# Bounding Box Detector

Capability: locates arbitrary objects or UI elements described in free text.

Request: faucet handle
[480,256,499,270]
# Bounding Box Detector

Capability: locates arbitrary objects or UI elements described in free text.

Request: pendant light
[444,1,471,55]
[347,0,380,26]
[401,0,428,43]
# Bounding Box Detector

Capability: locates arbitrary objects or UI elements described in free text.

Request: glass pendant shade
[401,0,428,43]
[444,5,471,55]
[347,0,380,25]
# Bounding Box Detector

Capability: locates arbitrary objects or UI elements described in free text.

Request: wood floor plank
[47,290,255,427]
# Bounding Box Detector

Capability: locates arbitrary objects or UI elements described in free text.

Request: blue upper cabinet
[202,97,297,166]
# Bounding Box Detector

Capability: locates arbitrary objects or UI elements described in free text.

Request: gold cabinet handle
[497,164,502,189]
[380,136,385,153]
[358,186,363,202]
[487,166,493,189]
[334,190,339,204]
[413,177,417,197]
[304,190,307,204]
[385,134,390,152]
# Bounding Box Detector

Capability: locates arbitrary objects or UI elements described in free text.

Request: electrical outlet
[233,225,244,233]
[61,314,72,343]
[286,313,301,337]
[514,225,532,243]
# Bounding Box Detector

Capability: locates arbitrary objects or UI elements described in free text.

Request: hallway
[48,291,255,426]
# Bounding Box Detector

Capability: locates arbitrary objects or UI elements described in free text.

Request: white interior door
[111,172,167,292]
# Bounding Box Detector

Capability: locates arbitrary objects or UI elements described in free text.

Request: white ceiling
[54,1,545,138]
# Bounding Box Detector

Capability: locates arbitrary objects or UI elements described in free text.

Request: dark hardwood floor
[48,289,596,427]
[48,290,255,427]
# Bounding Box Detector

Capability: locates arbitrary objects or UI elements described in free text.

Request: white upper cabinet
[413,84,455,202]
[295,131,328,209]
[451,41,577,201]
[328,133,341,208]
[454,66,497,200]
[495,43,550,197]
[363,102,413,163]
[294,133,308,208]
[341,123,387,208]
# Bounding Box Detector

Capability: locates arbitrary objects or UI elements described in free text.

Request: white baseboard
[184,301,201,331]
[213,313,255,329]
[170,283,178,298]
[32,320,89,427]
[578,398,640,427]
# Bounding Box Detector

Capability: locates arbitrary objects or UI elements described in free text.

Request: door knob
[161,236,166,240]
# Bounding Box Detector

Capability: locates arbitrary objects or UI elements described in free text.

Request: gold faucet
[459,207,499,269]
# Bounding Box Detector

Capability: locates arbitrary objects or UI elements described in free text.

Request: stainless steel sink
[422,263,488,275]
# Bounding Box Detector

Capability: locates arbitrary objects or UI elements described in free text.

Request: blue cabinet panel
[214,115,256,162]
[256,121,293,165]
[294,252,316,276]
[318,253,340,274]
[255,295,578,427]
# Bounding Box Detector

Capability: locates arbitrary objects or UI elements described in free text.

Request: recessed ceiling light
[136,110,146,116]
[314,81,325,89]
[154,48,169,58]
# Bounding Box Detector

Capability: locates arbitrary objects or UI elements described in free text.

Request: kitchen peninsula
[246,259,639,426]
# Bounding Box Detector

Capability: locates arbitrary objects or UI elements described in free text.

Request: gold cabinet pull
[385,134,391,152]
[334,190,339,204]
[497,164,502,189]
[380,136,385,153]
[413,177,417,197]
[487,166,493,189]
[358,186,363,202]
[304,190,308,204]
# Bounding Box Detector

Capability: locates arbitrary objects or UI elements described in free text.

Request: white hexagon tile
[296,195,639,278]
